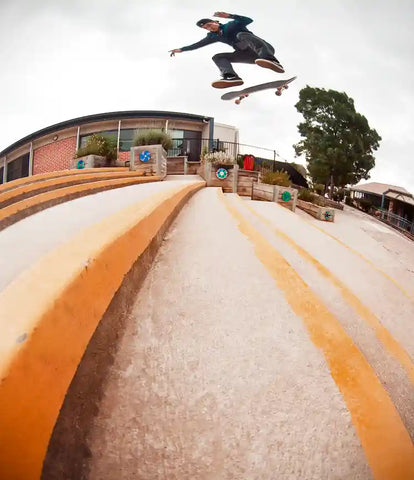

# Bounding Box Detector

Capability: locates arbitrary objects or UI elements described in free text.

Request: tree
[293,86,381,198]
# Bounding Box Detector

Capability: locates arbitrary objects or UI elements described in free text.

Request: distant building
[0,111,240,184]
[350,182,414,235]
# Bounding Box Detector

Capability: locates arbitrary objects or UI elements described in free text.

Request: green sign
[324,211,332,220]
[216,168,228,180]
[281,191,291,202]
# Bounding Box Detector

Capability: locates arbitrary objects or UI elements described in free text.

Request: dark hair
[196,18,215,27]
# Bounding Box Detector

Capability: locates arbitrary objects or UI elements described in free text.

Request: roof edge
[0,110,213,157]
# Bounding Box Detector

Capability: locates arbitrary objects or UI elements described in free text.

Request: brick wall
[118,151,130,163]
[33,137,77,174]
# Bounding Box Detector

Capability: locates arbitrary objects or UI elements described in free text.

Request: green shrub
[313,183,325,195]
[345,196,353,206]
[311,195,327,206]
[261,160,273,174]
[75,134,118,163]
[359,199,373,212]
[203,151,234,165]
[133,129,173,151]
[298,188,315,202]
[261,170,291,186]
[333,188,345,202]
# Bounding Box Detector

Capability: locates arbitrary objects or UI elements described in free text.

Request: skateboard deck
[221,76,297,104]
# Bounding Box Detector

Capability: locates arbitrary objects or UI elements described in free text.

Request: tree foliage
[293,86,381,192]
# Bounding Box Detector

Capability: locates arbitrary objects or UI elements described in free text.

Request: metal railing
[373,208,414,234]
[168,138,288,168]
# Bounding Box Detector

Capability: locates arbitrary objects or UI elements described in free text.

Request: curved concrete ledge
[0,168,129,194]
[0,176,162,231]
[0,180,205,480]
[0,171,147,209]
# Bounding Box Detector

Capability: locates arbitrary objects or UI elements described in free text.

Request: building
[350,182,414,235]
[0,111,239,184]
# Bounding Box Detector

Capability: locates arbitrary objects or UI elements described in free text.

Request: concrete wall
[213,123,239,143]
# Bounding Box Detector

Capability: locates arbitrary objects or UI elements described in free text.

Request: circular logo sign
[324,211,332,220]
[281,191,291,202]
[216,168,228,180]
[139,150,151,162]
[76,159,85,169]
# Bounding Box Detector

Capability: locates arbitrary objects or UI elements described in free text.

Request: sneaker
[255,58,285,73]
[212,74,244,89]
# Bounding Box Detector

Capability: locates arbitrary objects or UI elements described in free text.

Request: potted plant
[133,129,173,151]
[203,150,235,169]
[131,129,173,175]
[261,170,291,186]
[74,134,118,168]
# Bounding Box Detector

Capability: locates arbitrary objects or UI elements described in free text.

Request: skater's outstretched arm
[214,12,253,25]
[169,35,218,55]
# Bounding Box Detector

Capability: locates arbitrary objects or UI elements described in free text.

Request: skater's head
[196,18,220,32]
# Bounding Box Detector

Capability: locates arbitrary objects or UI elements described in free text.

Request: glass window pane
[79,130,118,149]
[7,153,29,182]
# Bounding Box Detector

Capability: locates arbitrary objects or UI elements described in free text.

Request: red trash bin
[243,154,255,170]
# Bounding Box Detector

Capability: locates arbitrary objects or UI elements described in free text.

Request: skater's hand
[214,11,231,18]
[169,49,182,57]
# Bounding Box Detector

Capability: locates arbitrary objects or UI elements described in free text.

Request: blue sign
[139,150,151,162]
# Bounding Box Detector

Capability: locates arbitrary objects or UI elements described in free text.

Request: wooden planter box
[297,199,335,221]
[73,155,107,169]
[252,183,298,211]
[129,144,167,178]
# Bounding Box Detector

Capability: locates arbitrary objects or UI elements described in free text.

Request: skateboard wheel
[235,99,241,105]
[285,85,289,89]
[276,91,282,96]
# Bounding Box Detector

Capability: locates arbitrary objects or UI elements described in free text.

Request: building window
[118,127,202,161]
[79,130,118,149]
[119,128,152,152]
[0,166,4,184]
[7,153,30,182]
[169,129,201,161]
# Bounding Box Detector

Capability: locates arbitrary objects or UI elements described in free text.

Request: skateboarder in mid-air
[169,11,284,89]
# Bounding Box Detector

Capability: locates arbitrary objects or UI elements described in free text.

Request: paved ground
[2,178,414,479]
[82,186,414,479]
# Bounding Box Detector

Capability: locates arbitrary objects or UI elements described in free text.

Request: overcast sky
[0,0,413,191]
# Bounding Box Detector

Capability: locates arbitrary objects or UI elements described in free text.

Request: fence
[168,138,284,169]
[373,208,414,236]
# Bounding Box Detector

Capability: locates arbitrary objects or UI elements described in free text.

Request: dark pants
[212,32,278,76]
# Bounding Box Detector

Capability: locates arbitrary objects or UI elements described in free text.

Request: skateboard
[221,76,297,105]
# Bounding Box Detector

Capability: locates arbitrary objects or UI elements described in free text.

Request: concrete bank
[78,188,414,480]
[0,177,204,480]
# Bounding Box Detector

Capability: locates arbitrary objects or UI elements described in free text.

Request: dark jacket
[180,14,253,51]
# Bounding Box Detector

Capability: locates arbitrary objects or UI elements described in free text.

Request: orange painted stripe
[0,168,128,194]
[0,171,144,205]
[236,195,414,386]
[219,190,414,480]
[0,181,204,480]
[0,176,161,225]
[301,212,414,302]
